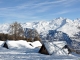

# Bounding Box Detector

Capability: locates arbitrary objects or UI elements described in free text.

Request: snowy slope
[57,18,80,37]
[0,23,9,34]
[0,40,80,60]
[0,47,79,60]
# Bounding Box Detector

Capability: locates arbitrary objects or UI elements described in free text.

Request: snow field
[0,40,80,60]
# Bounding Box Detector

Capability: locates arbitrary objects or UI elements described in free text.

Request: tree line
[0,33,27,41]
[0,22,41,42]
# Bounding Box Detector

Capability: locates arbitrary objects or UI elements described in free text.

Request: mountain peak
[55,17,64,20]
[0,17,80,39]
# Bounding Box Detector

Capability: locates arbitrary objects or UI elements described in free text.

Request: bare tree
[9,22,24,40]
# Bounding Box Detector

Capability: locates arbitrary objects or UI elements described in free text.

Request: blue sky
[0,0,80,23]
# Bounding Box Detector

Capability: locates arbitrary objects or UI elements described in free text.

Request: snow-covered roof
[1,40,42,49]
[44,41,68,55]
[6,40,34,49]
[29,41,42,47]
[0,41,4,46]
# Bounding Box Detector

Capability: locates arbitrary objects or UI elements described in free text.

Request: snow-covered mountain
[22,17,80,38]
[0,17,80,41]
[46,30,72,45]
[0,23,9,34]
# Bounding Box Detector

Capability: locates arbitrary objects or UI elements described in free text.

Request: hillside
[0,17,80,42]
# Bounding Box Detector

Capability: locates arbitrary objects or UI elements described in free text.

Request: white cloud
[52,7,80,16]
[0,0,80,23]
[0,0,78,13]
